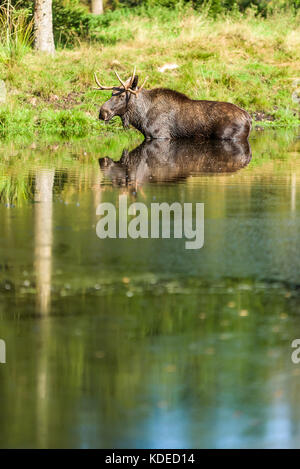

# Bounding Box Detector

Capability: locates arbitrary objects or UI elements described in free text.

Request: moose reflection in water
[99,138,252,189]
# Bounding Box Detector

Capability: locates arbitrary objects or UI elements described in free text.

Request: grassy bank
[0,6,300,141]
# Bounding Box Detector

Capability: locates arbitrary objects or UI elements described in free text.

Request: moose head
[94,67,148,123]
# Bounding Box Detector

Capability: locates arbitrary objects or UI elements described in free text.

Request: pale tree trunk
[35,169,55,315]
[91,0,103,15]
[34,0,55,54]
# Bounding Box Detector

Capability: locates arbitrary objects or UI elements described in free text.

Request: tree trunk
[34,0,55,54]
[91,0,103,15]
[34,169,55,315]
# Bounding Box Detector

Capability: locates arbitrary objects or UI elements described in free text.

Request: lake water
[0,130,300,448]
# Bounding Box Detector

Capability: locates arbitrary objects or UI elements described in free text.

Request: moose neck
[123,90,150,134]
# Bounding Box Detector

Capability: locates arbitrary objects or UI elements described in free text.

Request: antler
[114,66,137,90]
[127,75,149,96]
[94,67,148,96]
[128,66,136,88]
[114,69,127,88]
[93,72,115,90]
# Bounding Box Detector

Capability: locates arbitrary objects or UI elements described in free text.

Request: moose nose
[99,107,110,121]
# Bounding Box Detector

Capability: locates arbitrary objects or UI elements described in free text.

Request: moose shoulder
[95,68,252,141]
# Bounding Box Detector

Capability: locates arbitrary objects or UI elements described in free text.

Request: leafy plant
[0,1,33,66]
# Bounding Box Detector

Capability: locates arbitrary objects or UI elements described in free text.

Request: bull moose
[95,68,252,141]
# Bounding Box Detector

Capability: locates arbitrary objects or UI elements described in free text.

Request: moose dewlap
[94,67,252,141]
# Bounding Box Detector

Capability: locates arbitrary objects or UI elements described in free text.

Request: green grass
[0,6,300,141]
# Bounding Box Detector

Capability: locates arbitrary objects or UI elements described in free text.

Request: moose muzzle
[99,105,113,122]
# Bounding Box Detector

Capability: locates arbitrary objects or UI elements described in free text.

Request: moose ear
[131,75,139,90]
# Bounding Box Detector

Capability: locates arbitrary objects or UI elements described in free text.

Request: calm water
[0,130,300,448]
